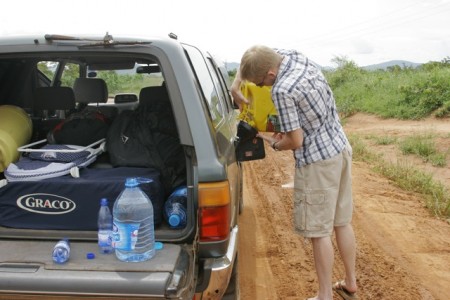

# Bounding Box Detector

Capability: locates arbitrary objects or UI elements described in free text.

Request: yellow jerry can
[238,82,280,132]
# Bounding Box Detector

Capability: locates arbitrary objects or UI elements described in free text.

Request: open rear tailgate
[0,240,194,299]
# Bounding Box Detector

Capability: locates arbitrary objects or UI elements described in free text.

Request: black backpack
[47,109,110,146]
[106,108,186,196]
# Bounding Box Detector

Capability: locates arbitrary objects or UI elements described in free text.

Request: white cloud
[351,38,375,55]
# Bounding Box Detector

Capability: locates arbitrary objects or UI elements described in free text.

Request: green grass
[372,135,397,145]
[398,133,447,167]
[348,134,450,218]
[349,129,447,168]
[375,160,450,217]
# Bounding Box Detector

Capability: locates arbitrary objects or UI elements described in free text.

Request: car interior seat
[33,86,76,140]
[73,78,118,120]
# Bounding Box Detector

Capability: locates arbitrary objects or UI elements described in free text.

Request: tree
[330,56,359,70]
[60,64,79,87]
[228,69,237,78]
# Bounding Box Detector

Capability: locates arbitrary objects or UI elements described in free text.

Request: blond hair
[239,45,280,81]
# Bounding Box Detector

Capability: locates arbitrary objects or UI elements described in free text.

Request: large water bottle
[112,178,155,262]
[52,238,70,264]
[164,186,187,229]
[98,198,113,254]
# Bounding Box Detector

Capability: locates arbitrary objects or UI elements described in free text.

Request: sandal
[333,280,358,300]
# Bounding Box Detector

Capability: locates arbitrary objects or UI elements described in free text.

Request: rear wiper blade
[78,40,152,48]
[45,34,103,42]
[44,32,151,47]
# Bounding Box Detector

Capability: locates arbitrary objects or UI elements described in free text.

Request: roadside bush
[434,100,450,118]
[398,72,450,119]
[326,56,365,89]
[325,57,450,120]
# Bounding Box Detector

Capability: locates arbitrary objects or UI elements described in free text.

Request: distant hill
[225,62,239,71]
[362,60,421,71]
[224,60,422,72]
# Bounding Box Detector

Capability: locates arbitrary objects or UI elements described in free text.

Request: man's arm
[230,70,249,109]
[258,128,303,151]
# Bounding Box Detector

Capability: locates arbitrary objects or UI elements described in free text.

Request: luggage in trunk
[0,167,164,230]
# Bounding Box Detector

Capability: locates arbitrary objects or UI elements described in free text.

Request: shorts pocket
[294,190,331,232]
[293,191,306,231]
[305,193,328,231]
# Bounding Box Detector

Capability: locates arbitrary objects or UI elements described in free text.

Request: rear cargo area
[0,48,196,297]
[0,52,191,236]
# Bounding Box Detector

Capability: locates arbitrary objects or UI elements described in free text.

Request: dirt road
[238,113,450,300]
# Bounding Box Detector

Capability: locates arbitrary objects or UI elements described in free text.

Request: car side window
[37,61,79,87]
[209,58,234,114]
[184,45,224,127]
[37,61,57,83]
[60,63,79,87]
[206,57,232,115]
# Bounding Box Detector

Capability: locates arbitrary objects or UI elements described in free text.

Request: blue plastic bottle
[164,186,187,229]
[52,238,70,264]
[112,178,155,262]
[98,198,113,254]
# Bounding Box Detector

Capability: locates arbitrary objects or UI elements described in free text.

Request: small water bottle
[112,178,155,262]
[164,186,187,229]
[98,198,113,254]
[52,238,70,264]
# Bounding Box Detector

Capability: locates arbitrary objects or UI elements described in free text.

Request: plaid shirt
[272,49,348,167]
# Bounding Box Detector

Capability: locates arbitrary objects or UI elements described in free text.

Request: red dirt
[238,113,450,299]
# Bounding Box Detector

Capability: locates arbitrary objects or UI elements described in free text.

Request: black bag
[235,120,265,161]
[106,108,186,196]
[106,110,151,167]
[47,109,110,146]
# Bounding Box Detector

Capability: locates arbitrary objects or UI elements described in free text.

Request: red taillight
[199,205,230,241]
[198,181,231,242]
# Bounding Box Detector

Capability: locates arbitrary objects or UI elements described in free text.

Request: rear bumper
[198,225,238,299]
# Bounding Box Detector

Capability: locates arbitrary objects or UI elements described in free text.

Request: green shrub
[434,100,450,118]
[398,72,450,119]
[325,57,450,120]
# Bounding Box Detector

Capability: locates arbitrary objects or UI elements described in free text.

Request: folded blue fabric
[5,142,104,182]
[28,144,90,162]
[4,156,96,182]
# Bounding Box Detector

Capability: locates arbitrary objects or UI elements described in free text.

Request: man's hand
[231,71,249,110]
[258,129,303,151]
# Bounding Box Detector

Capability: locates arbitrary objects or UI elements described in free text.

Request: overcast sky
[1,0,449,67]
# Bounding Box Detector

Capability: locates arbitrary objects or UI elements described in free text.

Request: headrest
[34,87,76,110]
[138,86,170,111]
[73,78,108,104]
[139,86,168,102]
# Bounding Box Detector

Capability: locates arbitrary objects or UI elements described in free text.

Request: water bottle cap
[100,198,109,206]
[155,242,164,250]
[172,186,187,197]
[168,214,181,227]
[125,178,139,187]
[86,252,96,259]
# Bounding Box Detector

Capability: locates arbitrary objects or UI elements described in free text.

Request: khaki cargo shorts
[293,144,353,238]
